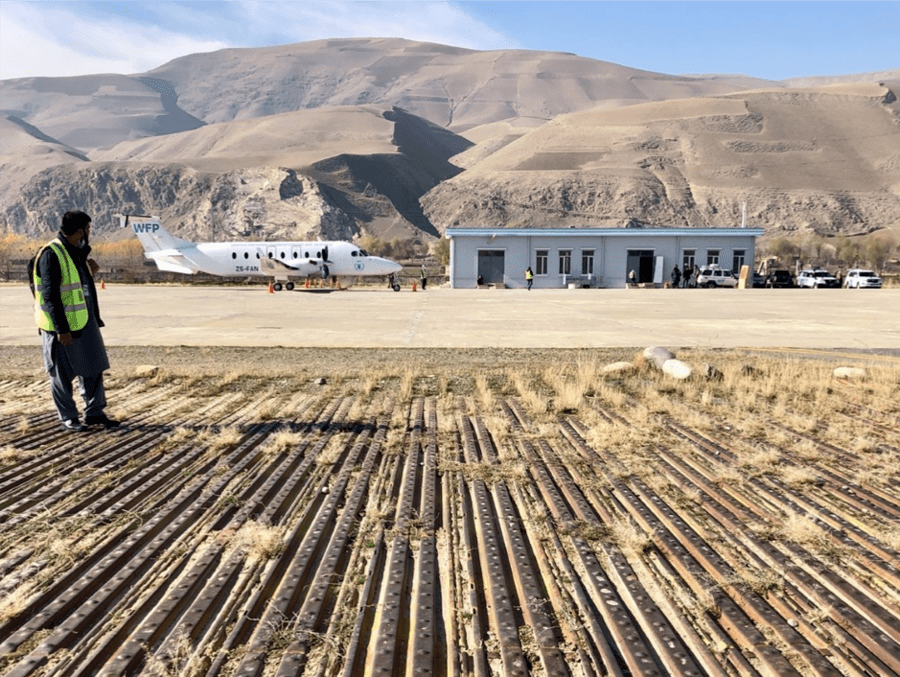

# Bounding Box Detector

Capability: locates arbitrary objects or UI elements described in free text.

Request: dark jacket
[36,233,104,335]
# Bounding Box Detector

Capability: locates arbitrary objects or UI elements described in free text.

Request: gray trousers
[45,338,107,422]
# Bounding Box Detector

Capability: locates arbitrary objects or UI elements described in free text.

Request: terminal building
[445,226,765,289]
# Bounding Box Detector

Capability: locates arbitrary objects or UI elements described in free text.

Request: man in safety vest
[33,211,119,432]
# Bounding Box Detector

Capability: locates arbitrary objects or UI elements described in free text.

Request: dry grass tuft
[0,445,38,465]
[882,525,900,551]
[542,358,599,413]
[208,426,243,453]
[263,430,305,456]
[780,465,820,487]
[777,511,827,547]
[609,518,654,558]
[0,584,35,624]
[510,370,548,416]
[852,437,878,454]
[145,626,204,677]
[229,520,285,561]
[475,374,495,412]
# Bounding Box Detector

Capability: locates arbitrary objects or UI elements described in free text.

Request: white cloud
[0,1,517,80]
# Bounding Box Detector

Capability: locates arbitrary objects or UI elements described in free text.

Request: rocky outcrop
[3,163,357,241]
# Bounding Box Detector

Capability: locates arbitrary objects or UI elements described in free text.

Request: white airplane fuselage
[120,214,402,289]
[190,240,399,278]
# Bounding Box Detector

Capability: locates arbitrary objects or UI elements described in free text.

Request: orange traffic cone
[268,281,274,294]
[305,279,310,288]
[412,281,417,292]
[100,280,106,290]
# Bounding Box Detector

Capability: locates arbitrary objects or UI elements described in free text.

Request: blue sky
[1,1,897,81]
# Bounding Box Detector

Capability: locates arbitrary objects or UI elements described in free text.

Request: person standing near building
[420,264,427,290]
[671,265,681,289]
[33,211,120,432]
[525,266,533,290]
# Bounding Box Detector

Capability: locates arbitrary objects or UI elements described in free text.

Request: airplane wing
[258,250,322,276]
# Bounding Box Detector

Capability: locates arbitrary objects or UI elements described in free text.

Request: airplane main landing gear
[273,282,283,292]
[392,284,401,292]
[285,282,295,291]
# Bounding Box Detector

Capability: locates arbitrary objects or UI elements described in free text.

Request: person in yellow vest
[33,211,119,432]
[525,266,534,290]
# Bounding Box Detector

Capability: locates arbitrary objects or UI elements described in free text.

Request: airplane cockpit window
[351,251,357,257]
[359,249,369,257]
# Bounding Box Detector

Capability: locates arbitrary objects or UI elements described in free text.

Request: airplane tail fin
[116,214,193,253]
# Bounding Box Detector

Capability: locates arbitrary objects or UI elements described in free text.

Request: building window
[707,249,720,266]
[581,250,594,276]
[535,250,548,275]
[559,250,571,275]
[733,249,746,273]
[683,249,696,273]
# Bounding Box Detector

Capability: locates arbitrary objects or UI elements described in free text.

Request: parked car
[844,269,882,288]
[752,272,766,288]
[797,269,840,288]
[765,270,794,288]
[696,266,738,288]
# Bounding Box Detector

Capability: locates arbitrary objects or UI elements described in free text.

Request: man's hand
[58,332,73,346]
[87,258,100,276]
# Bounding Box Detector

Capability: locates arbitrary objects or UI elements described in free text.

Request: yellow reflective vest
[33,240,89,333]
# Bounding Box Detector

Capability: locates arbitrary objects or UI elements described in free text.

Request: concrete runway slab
[2,284,899,350]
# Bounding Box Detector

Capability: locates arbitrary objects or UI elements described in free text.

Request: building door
[478,250,505,284]
[626,250,655,283]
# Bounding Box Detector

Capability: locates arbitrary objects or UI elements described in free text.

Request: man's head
[61,211,92,246]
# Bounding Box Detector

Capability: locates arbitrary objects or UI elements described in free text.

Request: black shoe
[85,414,121,428]
[61,418,84,432]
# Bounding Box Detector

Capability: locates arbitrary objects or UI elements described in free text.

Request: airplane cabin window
[280,252,285,259]
[316,251,321,258]
[305,253,310,258]
[351,251,357,257]
[293,252,298,258]
[245,253,249,259]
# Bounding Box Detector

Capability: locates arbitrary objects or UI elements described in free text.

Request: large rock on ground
[663,359,694,380]
[833,367,867,380]
[643,346,676,370]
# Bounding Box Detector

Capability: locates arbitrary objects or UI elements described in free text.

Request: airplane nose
[372,258,402,274]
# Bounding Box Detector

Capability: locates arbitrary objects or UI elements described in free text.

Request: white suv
[797,269,840,288]
[696,267,737,288]
[845,269,882,288]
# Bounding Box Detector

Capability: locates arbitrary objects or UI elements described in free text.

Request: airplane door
[266,246,276,259]
[291,246,301,261]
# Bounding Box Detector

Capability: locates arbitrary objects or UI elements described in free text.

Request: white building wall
[447,229,760,289]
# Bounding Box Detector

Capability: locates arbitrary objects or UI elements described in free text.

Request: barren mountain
[1,38,898,243]
[423,83,900,237]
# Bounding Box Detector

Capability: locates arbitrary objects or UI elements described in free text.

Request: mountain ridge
[0,37,898,244]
